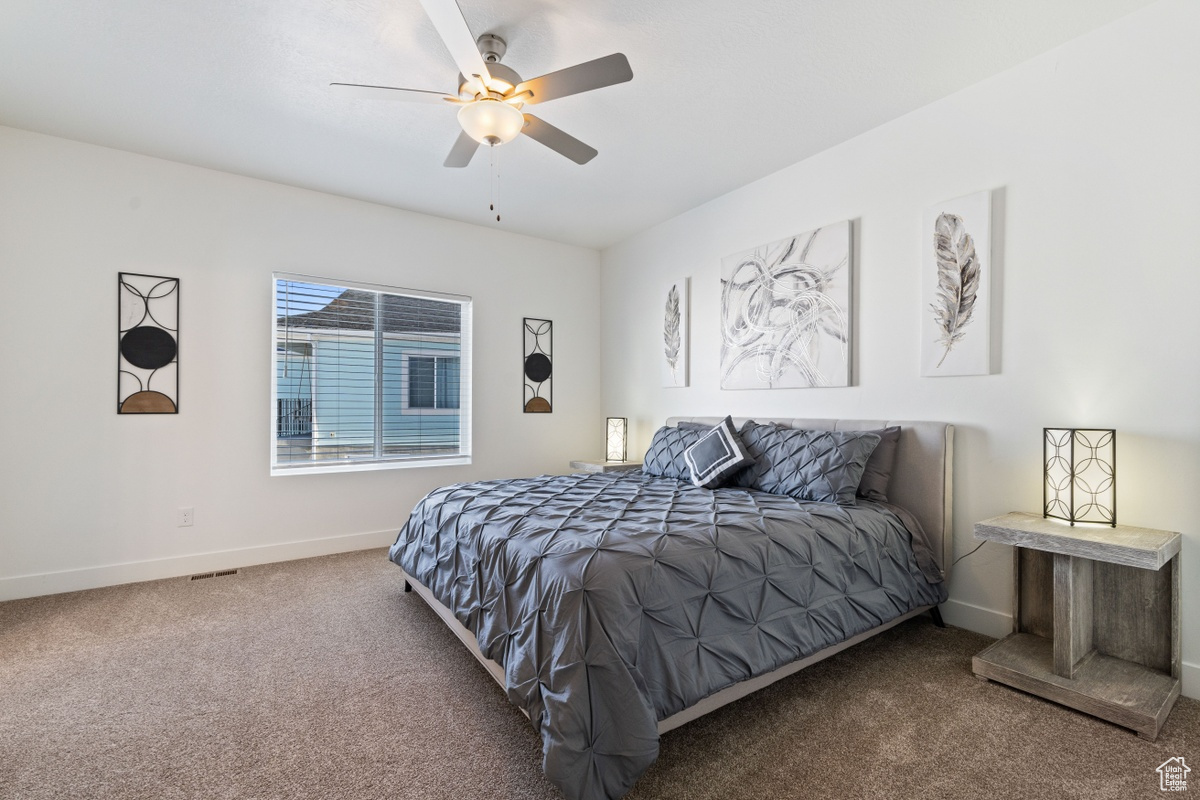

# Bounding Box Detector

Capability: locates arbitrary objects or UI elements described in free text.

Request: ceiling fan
[331,0,634,167]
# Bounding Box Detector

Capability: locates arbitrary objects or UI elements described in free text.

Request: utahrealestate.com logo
[1158,757,1191,792]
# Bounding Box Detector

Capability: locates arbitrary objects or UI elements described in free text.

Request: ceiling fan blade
[521,114,598,165]
[330,83,457,104]
[418,0,491,92]
[513,53,632,105]
[444,130,480,168]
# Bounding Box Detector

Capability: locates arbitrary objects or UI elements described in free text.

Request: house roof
[280,289,461,335]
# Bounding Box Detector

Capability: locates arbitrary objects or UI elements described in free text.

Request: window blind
[272,274,471,474]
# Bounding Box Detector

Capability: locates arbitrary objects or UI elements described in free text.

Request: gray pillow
[735,422,881,505]
[641,425,705,481]
[677,421,713,432]
[857,426,901,502]
[683,416,754,489]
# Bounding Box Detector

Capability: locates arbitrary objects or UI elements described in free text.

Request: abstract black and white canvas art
[921,190,990,376]
[661,277,689,388]
[118,273,179,413]
[523,317,553,413]
[720,221,851,389]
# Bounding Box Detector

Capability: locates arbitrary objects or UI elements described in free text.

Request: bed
[388,417,954,800]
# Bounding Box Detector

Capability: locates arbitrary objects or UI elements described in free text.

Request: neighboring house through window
[271,273,471,475]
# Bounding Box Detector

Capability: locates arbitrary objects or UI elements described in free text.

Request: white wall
[599,0,1200,697]
[0,126,601,599]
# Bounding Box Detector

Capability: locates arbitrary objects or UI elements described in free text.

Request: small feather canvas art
[662,277,689,387]
[921,191,991,376]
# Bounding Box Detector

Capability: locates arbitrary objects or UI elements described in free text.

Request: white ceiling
[0,0,1156,249]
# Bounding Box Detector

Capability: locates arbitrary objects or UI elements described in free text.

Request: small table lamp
[1043,428,1116,526]
[606,418,628,462]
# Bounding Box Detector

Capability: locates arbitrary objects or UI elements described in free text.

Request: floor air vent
[189,569,239,581]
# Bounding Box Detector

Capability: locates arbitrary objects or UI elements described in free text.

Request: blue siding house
[275,286,463,465]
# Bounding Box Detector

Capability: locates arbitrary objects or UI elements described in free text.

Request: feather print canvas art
[662,277,689,387]
[921,191,991,376]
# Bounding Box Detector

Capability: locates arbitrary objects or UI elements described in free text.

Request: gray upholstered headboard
[665,417,955,581]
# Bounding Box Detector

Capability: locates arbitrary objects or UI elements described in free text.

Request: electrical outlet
[178,507,194,527]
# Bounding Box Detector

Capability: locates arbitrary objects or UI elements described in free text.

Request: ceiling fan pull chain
[490,144,501,222]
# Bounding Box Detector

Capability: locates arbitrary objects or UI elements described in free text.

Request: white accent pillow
[683,416,754,488]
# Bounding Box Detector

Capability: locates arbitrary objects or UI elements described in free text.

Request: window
[405,355,460,410]
[272,273,471,475]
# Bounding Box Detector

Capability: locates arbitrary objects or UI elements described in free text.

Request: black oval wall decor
[120,325,177,370]
[524,352,552,383]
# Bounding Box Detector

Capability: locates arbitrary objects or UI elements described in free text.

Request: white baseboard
[1182,661,1200,701]
[939,597,1012,640]
[0,530,397,602]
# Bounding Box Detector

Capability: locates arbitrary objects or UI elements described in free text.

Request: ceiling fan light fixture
[457,98,524,146]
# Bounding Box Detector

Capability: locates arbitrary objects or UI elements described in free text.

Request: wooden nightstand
[971,512,1181,740]
[569,460,642,473]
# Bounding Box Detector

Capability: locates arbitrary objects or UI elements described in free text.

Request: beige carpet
[1,548,1194,799]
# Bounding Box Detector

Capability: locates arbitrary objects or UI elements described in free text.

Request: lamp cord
[952,540,987,566]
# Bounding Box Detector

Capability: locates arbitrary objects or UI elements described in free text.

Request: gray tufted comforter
[389,470,947,800]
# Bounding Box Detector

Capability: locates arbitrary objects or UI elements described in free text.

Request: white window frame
[270,272,472,476]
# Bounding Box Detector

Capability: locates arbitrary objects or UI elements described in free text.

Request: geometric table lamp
[605,417,628,462]
[1043,428,1116,527]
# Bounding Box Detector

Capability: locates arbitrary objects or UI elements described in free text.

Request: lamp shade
[1044,428,1116,526]
[605,418,627,462]
[457,99,524,146]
